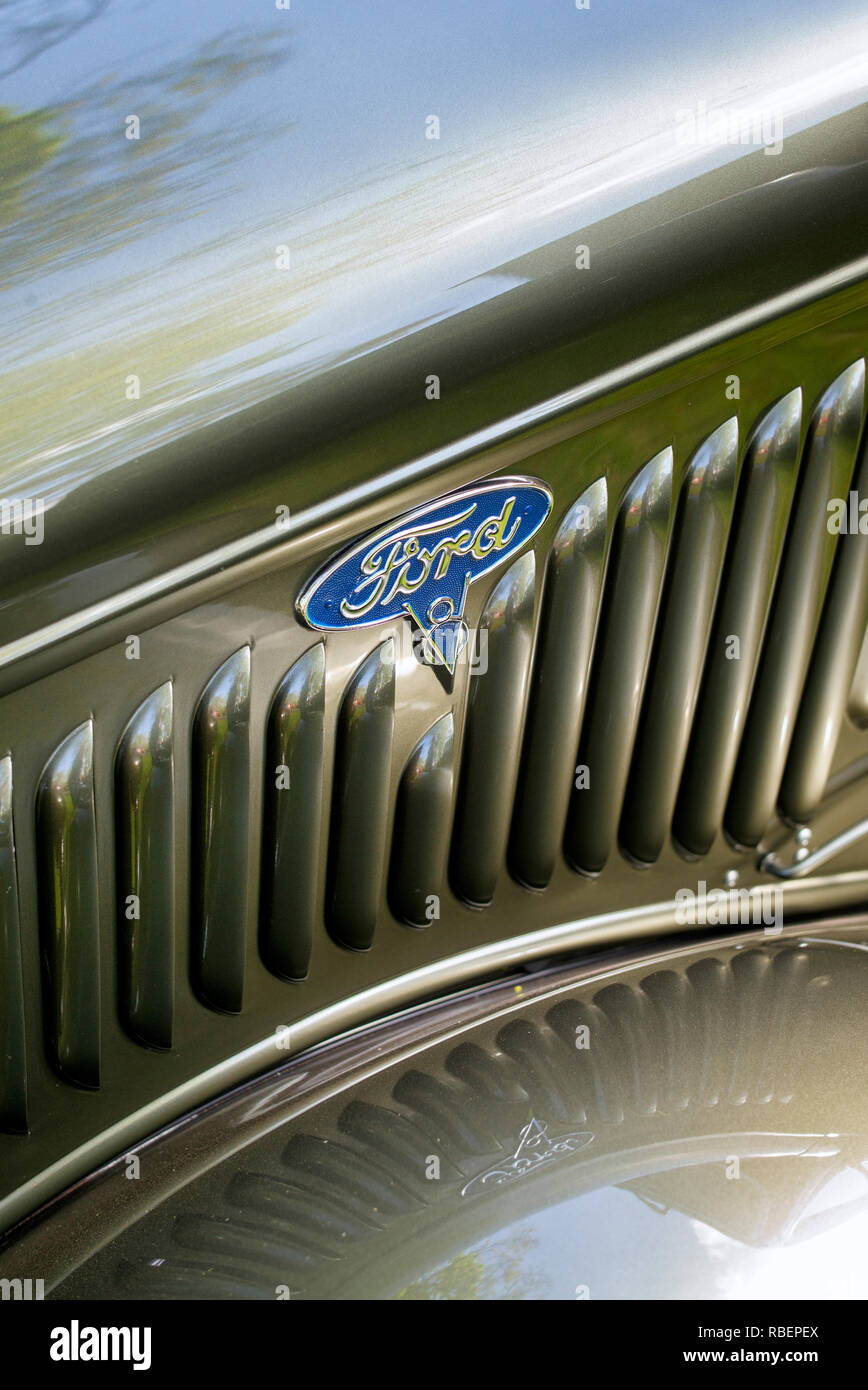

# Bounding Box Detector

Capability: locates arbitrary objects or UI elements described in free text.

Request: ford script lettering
[297,478,552,673]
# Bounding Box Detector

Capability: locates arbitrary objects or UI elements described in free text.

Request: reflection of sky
[6,0,867,303]
[412,1169,868,1300]
[1,0,867,490]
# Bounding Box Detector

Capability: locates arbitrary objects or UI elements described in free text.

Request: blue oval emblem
[297,477,552,670]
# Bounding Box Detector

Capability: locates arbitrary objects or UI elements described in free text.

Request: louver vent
[562,446,674,876]
[0,758,25,1133]
[725,362,865,846]
[390,712,454,928]
[673,389,803,856]
[509,478,607,889]
[35,721,101,1089]
[327,639,395,951]
[116,682,174,1050]
[2,326,867,1230]
[260,644,325,982]
[451,551,537,906]
[621,421,738,865]
[192,646,251,1015]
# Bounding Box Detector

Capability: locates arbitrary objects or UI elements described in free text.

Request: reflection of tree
[393,1230,550,1301]
[0,0,111,78]
[0,104,64,221]
[0,25,295,281]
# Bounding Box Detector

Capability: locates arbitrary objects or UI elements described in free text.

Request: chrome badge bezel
[296,476,553,673]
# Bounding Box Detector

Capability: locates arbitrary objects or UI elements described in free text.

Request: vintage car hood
[0,0,867,668]
[1,0,868,1242]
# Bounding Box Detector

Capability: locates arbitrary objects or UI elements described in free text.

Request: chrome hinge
[759,816,868,879]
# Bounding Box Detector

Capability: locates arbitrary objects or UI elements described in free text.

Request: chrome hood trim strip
[1,255,867,688]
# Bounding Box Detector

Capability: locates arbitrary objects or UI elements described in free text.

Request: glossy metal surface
[115,681,174,1050]
[34,722,100,1088]
[390,713,455,929]
[565,448,673,875]
[848,630,868,729]
[726,360,866,847]
[0,758,26,1133]
[6,919,868,1301]
[3,296,868,1228]
[451,552,536,906]
[780,423,868,823]
[674,391,803,857]
[327,639,396,951]
[296,477,551,643]
[2,0,868,1229]
[761,817,868,879]
[510,478,608,889]
[260,644,325,981]
[191,646,252,1014]
[1,2,867,668]
[622,420,738,864]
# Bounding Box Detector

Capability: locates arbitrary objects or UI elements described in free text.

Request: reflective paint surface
[6,921,868,1301]
[1,0,868,1246]
[0,0,866,654]
[1,306,868,1226]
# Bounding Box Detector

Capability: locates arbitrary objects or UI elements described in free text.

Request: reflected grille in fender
[86,942,842,1302]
